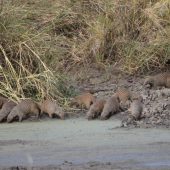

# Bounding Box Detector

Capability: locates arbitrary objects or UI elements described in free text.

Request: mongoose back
[115,87,132,109]
[39,99,65,119]
[144,72,170,88]
[7,99,40,123]
[100,94,120,120]
[70,92,96,109]
[0,100,17,122]
[86,99,106,120]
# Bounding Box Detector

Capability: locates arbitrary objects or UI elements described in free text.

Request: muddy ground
[0,119,170,170]
[70,66,170,128]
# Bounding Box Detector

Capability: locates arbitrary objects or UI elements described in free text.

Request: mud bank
[0,118,170,170]
[78,72,170,128]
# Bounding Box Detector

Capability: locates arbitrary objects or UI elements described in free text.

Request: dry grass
[45,0,169,73]
[0,0,74,102]
[0,0,169,101]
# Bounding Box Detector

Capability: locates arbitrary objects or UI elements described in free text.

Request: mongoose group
[0,72,169,123]
[71,72,170,122]
[0,97,65,123]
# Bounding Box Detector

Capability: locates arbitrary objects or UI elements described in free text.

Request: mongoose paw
[100,116,108,120]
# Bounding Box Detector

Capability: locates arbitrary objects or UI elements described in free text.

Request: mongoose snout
[128,96,143,121]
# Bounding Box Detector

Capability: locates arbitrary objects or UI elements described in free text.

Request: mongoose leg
[36,111,40,119]
[49,113,53,118]
[19,115,23,122]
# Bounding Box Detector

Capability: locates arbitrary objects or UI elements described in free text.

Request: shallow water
[0,118,170,169]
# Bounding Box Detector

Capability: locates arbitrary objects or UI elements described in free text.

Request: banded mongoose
[144,72,170,88]
[7,99,40,123]
[39,99,65,119]
[70,92,96,109]
[100,94,120,120]
[86,99,106,120]
[0,100,17,122]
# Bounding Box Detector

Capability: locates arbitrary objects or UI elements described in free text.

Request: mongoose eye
[90,101,93,106]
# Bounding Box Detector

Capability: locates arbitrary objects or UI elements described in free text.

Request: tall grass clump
[110,0,170,73]
[0,0,170,103]
[0,0,73,102]
[45,0,170,73]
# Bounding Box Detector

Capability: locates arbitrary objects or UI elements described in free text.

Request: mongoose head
[7,107,18,123]
[54,107,65,120]
[86,106,96,120]
[7,113,15,123]
[113,93,120,103]
[86,111,94,120]
[120,100,131,110]
[86,99,106,120]
[100,95,120,120]
[131,94,143,102]
[144,77,154,88]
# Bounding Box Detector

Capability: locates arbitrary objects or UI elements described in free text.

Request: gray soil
[0,118,170,170]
